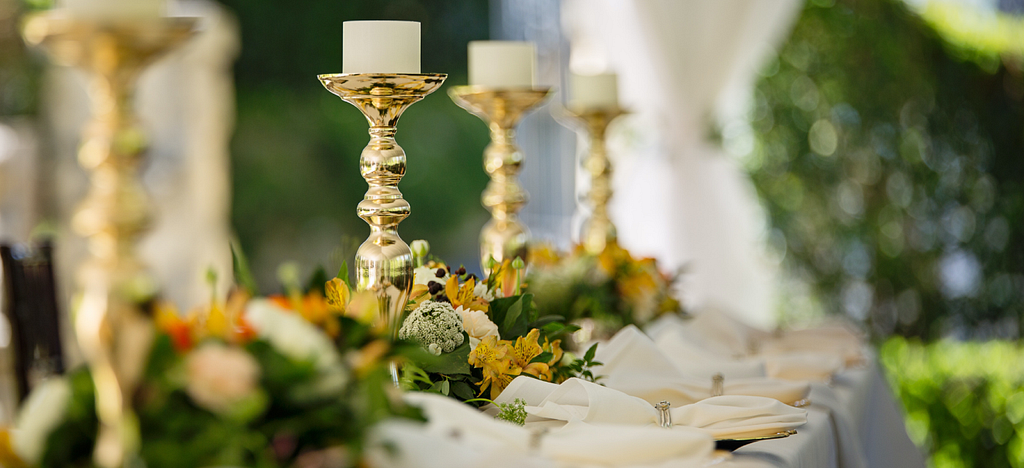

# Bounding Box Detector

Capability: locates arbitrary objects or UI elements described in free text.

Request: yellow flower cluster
[468,329,563,399]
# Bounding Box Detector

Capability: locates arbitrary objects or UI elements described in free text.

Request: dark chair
[0,240,65,402]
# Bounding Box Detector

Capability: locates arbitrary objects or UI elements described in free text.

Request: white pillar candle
[343,21,420,74]
[570,72,619,110]
[468,41,535,88]
[64,0,165,19]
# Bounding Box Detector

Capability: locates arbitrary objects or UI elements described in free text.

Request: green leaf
[503,297,524,333]
[418,339,471,375]
[230,243,259,295]
[531,351,554,364]
[451,380,476,401]
[584,343,599,363]
[532,315,565,328]
[337,261,351,289]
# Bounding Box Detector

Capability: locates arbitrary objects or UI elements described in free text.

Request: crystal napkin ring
[712,373,725,397]
[655,401,672,428]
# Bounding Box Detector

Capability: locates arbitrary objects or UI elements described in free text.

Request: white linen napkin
[763,325,865,367]
[764,352,843,382]
[650,315,845,383]
[597,326,811,405]
[495,377,807,440]
[541,420,714,466]
[671,395,807,439]
[402,391,716,468]
[653,326,766,380]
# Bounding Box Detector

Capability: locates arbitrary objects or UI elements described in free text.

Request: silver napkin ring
[655,401,672,428]
[712,373,725,397]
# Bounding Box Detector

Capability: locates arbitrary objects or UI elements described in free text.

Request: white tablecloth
[715,362,926,468]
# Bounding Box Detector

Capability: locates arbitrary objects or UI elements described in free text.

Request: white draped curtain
[563,0,803,327]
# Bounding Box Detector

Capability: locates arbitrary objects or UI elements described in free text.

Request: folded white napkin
[651,319,842,383]
[597,326,811,405]
[763,352,843,382]
[401,391,715,468]
[495,377,807,440]
[653,326,766,380]
[675,309,770,357]
[671,395,807,439]
[763,325,865,367]
[541,420,714,466]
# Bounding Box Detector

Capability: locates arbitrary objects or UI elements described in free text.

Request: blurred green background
[741,0,1024,466]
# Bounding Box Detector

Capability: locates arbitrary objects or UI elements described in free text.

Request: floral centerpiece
[527,241,682,337]
[0,266,415,468]
[396,242,602,404]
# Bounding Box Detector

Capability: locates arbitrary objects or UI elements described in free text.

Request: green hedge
[881,337,1024,467]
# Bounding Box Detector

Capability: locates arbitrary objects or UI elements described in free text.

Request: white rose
[11,377,72,464]
[186,343,260,414]
[473,282,494,302]
[244,299,349,398]
[414,266,447,287]
[456,306,499,350]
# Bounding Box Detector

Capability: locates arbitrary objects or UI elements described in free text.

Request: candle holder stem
[449,87,551,273]
[23,14,197,468]
[563,108,626,255]
[319,73,446,339]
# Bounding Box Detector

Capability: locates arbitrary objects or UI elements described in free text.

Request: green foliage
[747,0,1024,338]
[495,398,528,426]
[881,337,1024,467]
[231,243,260,296]
[490,294,538,339]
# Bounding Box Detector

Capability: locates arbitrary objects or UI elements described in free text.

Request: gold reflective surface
[561,107,626,255]
[448,86,552,273]
[318,73,446,339]
[23,13,198,468]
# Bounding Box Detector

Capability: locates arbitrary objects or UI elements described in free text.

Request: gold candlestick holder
[561,107,627,255]
[448,86,552,273]
[318,73,446,339]
[22,13,197,468]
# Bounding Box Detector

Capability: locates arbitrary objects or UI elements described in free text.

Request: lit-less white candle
[64,0,165,19]
[570,72,619,110]
[468,41,535,88]
[343,21,420,74]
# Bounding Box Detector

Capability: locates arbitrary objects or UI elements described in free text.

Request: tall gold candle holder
[22,13,197,468]
[318,73,446,339]
[448,86,552,273]
[562,107,627,255]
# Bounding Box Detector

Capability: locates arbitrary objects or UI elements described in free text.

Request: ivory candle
[343,21,420,74]
[570,72,619,110]
[64,0,165,19]
[468,41,535,88]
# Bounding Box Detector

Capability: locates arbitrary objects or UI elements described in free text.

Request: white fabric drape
[563,0,803,327]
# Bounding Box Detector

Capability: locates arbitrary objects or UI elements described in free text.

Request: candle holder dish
[448,86,552,273]
[22,12,197,468]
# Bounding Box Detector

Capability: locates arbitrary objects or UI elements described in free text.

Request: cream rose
[456,306,499,350]
[186,343,261,414]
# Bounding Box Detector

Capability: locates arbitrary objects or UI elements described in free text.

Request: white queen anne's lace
[399,300,466,355]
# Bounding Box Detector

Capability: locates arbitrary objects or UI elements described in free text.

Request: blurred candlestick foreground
[0,0,1023,466]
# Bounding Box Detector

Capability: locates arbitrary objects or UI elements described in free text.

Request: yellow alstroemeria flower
[511,329,551,381]
[0,428,26,468]
[325,277,351,311]
[468,335,520,399]
[445,276,489,312]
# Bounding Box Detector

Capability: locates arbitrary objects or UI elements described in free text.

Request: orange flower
[445,276,489,312]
